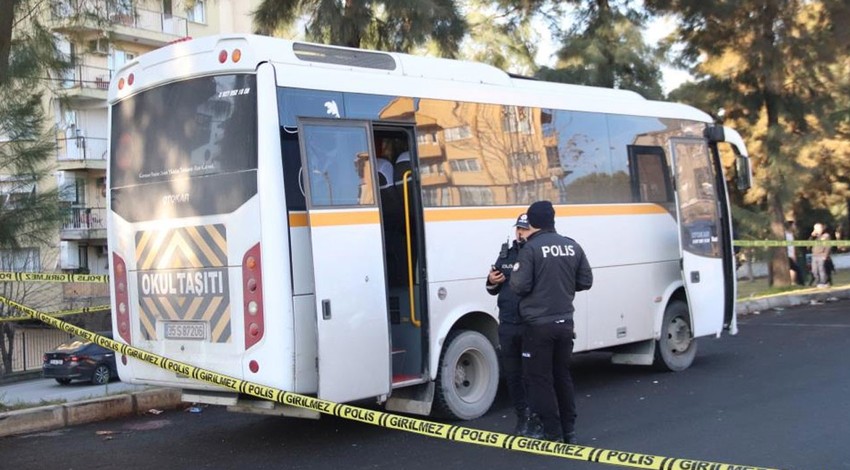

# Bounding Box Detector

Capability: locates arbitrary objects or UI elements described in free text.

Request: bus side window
[281,130,306,211]
[627,145,673,204]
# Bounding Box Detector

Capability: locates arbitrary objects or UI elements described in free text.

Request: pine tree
[253,0,467,57]
[0,0,131,374]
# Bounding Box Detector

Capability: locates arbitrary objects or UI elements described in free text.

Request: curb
[0,387,182,438]
[736,286,850,315]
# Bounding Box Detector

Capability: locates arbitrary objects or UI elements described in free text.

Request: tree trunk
[0,324,13,376]
[766,186,791,287]
[0,0,16,85]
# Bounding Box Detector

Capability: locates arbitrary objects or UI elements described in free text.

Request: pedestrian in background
[486,213,531,435]
[811,223,832,288]
[509,200,593,444]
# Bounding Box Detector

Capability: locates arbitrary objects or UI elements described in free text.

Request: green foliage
[646,0,850,285]
[0,3,68,250]
[528,0,663,99]
[460,0,539,74]
[253,0,467,57]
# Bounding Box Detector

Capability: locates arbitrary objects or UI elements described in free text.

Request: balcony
[61,207,107,241]
[417,141,444,159]
[57,64,111,103]
[57,136,108,170]
[420,173,449,187]
[50,1,189,46]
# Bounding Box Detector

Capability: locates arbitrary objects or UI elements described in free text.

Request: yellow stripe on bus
[424,204,668,222]
[303,210,381,227]
[288,204,668,228]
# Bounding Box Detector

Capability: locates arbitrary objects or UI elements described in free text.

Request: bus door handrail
[401,170,420,328]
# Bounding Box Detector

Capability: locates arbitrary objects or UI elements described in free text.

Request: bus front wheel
[433,330,498,420]
[654,300,697,372]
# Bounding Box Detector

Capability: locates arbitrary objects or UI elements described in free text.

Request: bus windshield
[110,74,257,189]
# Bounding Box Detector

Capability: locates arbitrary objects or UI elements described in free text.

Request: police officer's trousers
[522,319,576,439]
[498,322,527,413]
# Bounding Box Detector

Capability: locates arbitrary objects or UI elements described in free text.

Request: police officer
[486,213,531,434]
[509,200,592,444]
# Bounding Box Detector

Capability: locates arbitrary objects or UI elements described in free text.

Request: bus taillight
[113,253,131,344]
[232,49,242,63]
[218,50,228,63]
[242,243,264,350]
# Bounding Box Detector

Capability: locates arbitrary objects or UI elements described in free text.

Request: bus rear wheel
[654,300,697,372]
[433,330,498,420]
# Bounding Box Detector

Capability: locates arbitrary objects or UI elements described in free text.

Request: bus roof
[110,34,712,123]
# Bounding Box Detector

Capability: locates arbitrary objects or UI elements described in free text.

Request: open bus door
[298,119,391,403]
[670,137,727,338]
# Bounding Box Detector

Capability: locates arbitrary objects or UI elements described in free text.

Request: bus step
[392,374,419,385]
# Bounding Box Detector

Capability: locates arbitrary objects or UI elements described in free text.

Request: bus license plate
[164,322,206,340]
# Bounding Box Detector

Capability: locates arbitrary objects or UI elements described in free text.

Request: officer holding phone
[486,213,532,434]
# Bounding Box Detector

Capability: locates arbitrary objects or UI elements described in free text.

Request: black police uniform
[510,228,592,442]
[486,240,528,420]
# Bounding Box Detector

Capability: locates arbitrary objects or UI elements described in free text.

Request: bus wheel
[433,330,498,420]
[654,300,697,372]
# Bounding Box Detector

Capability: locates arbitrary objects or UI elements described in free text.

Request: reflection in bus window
[302,124,374,207]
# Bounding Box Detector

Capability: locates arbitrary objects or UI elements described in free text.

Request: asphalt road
[2,300,849,470]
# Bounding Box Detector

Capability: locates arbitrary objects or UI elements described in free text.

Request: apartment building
[2,0,259,314]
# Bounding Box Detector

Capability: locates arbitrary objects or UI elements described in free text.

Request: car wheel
[654,300,698,372]
[433,330,499,420]
[92,364,111,385]
[55,378,72,385]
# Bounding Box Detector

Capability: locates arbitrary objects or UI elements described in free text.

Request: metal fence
[62,206,106,231]
[2,328,75,375]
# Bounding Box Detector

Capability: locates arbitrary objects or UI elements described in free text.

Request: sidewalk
[736,284,850,315]
[3,286,848,439]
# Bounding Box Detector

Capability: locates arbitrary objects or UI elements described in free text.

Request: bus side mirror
[735,155,751,191]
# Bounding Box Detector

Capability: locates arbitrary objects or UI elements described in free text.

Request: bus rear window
[110,74,257,188]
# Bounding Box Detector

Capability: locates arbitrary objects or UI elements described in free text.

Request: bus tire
[433,329,498,420]
[654,300,697,372]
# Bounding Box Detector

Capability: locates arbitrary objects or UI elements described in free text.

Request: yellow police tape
[734,239,850,248]
[0,295,778,470]
[0,304,110,323]
[0,271,109,283]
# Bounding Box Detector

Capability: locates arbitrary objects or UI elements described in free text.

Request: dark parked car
[42,334,118,385]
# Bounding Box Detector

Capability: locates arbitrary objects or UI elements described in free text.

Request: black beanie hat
[526,200,555,229]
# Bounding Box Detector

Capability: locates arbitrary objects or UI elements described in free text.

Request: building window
[0,176,35,209]
[443,126,471,142]
[501,106,532,134]
[186,0,206,23]
[449,158,480,172]
[417,131,437,144]
[458,187,493,206]
[545,145,559,169]
[0,248,40,272]
[510,151,539,168]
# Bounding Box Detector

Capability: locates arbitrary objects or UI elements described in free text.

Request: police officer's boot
[514,407,533,435]
[564,431,578,445]
[543,433,564,443]
[518,413,544,439]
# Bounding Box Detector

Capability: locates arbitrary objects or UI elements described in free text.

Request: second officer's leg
[553,321,577,443]
[499,323,529,433]
[523,323,560,440]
